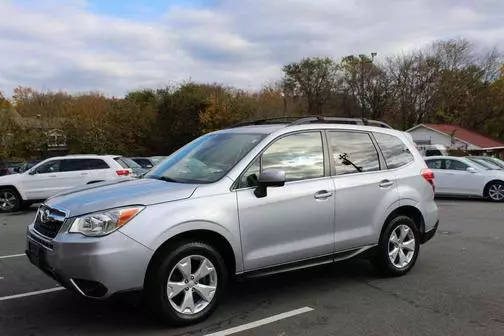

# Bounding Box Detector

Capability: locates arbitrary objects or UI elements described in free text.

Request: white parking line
[205,306,314,336]
[0,287,65,302]
[0,253,25,260]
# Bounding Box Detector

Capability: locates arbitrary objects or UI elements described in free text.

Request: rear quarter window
[374,132,414,169]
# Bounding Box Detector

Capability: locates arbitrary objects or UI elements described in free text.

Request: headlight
[69,206,144,237]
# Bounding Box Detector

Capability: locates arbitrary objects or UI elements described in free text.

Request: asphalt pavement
[0,199,503,336]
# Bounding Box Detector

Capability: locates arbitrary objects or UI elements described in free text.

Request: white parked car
[425,156,504,202]
[0,155,133,212]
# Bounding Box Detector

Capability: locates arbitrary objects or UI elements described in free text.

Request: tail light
[116,169,130,176]
[421,168,435,192]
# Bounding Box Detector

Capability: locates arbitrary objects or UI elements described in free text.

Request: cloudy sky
[1,0,503,96]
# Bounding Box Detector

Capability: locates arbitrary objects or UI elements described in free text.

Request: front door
[22,159,67,199]
[236,131,335,271]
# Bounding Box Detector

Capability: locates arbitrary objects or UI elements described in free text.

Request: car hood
[45,178,198,217]
[0,173,23,184]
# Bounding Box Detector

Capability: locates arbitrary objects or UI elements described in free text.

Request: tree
[282,57,342,115]
[341,55,392,119]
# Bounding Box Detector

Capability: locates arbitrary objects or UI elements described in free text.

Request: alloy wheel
[388,224,416,269]
[488,184,504,201]
[0,191,17,211]
[166,255,218,315]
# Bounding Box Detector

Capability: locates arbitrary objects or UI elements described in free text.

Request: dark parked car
[0,160,9,176]
[130,157,156,169]
[115,157,148,177]
[131,156,166,169]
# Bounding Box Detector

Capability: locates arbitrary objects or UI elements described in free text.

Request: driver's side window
[238,132,324,188]
[35,160,61,174]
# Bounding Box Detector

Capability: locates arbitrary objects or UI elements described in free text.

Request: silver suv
[26,117,439,325]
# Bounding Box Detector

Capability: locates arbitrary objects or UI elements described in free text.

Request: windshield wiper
[157,176,180,183]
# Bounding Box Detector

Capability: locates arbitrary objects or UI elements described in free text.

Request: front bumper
[26,224,153,299]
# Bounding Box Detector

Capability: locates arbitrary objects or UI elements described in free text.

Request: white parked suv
[0,155,133,212]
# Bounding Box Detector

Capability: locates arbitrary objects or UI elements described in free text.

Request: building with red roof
[407,124,504,151]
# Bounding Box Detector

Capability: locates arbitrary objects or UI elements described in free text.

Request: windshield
[483,157,504,169]
[467,157,500,170]
[146,132,265,183]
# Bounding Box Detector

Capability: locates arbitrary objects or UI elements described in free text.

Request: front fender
[119,193,244,273]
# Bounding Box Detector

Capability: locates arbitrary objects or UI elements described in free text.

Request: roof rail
[230,116,393,129]
[289,116,392,128]
[229,116,306,128]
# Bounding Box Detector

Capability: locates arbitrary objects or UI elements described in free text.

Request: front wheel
[373,215,420,276]
[0,188,22,213]
[145,241,228,326]
[486,181,504,202]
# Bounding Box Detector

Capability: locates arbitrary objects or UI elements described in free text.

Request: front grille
[34,205,67,239]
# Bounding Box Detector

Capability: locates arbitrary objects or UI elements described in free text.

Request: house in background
[407,124,504,158]
[5,110,68,157]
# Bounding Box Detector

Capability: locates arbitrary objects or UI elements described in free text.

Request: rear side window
[445,159,468,171]
[426,159,443,169]
[327,131,380,175]
[374,133,414,169]
[61,159,109,172]
[86,159,109,170]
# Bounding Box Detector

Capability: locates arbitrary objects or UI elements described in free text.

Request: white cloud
[0,0,503,96]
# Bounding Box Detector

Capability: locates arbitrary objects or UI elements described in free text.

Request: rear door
[83,158,111,182]
[59,159,103,187]
[327,130,400,250]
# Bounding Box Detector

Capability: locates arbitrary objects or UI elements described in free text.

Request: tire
[0,188,22,213]
[485,181,504,202]
[373,215,420,276]
[144,241,228,326]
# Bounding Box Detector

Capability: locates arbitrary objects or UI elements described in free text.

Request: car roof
[42,155,120,160]
[215,123,407,138]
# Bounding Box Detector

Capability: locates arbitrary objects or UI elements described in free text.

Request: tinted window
[374,133,414,169]
[61,159,88,172]
[327,131,380,175]
[261,132,324,182]
[445,159,468,171]
[425,149,442,156]
[86,159,109,170]
[132,158,153,169]
[35,160,61,174]
[426,159,443,169]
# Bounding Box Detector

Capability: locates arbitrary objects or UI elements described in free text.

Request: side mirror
[467,167,477,173]
[29,169,36,175]
[254,170,286,198]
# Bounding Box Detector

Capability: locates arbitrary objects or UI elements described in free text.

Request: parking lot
[0,199,503,336]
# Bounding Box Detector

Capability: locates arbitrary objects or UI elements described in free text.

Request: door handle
[379,179,394,188]
[80,172,89,176]
[49,174,57,177]
[314,190,333,200]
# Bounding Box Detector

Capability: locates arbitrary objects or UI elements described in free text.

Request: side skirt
[238,245,376,279]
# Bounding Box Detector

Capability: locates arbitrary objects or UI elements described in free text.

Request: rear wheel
[486,181,504,202]
[145,241,228,326]
[373,215,420,276]
[0,188,21,213]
